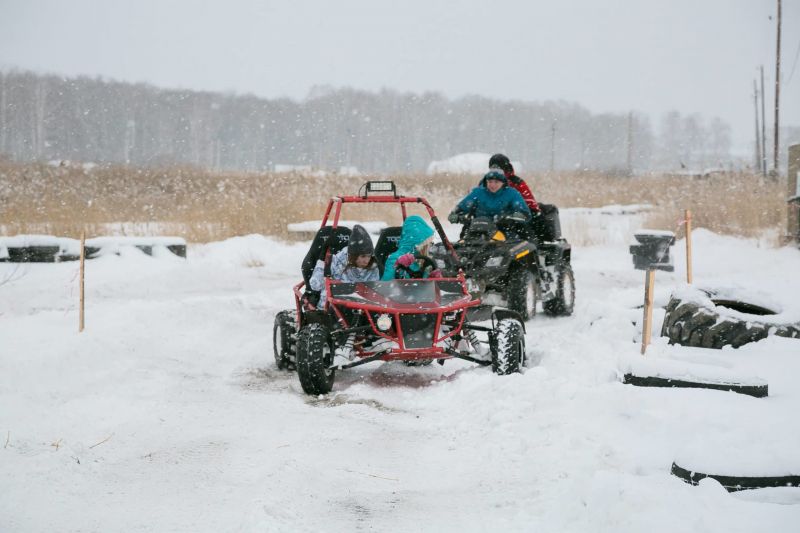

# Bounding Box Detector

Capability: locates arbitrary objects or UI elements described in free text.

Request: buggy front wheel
[296,323,336,395]
[491,318,525,375]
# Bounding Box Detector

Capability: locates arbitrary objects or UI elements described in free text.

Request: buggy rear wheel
[543,264,575,316]
[491,318,525,375]
[507,267,537,321]
[273,310,296,370]
[296,323,336,395]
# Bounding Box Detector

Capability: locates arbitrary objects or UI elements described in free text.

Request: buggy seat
[374,226,402,277]
[301,225,352,287]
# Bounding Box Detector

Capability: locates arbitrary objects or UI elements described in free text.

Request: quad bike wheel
[543,264,575,316]
[491,318,525,375]
[507,267,537,321]
[296,323,336,395]
[273,309,296,370]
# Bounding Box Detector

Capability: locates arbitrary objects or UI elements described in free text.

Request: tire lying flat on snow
[661,287,800,349]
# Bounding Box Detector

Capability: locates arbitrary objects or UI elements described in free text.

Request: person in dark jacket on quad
[448,169,531,225]
[488,153,540,214]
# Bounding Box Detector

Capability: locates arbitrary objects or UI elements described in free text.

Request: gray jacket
[309,247,380,308]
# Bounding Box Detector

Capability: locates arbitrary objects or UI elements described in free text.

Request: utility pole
[549,121,556,172]
[773,0,782,175]
[760,65,767,176]
[753,79,761,170]
[626,111,634,176]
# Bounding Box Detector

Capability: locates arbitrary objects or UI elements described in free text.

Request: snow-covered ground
[427,153,522,175]
[2,225,800,532]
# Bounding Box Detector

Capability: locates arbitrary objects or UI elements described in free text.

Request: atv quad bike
[430,208,574,320]
[272,181,527,395]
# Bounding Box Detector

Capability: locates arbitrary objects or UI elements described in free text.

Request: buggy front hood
[327,279,475,312]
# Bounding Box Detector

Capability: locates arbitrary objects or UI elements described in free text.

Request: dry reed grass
[0,160,787,244]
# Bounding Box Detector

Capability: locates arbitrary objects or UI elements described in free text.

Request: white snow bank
[564,204,654,216]
[192,233,308,273]
[0,234,64,247]
[55,236,186,257]
[619,353,766,387]
[426,152,522,175]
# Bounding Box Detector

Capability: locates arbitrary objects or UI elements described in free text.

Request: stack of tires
[661,287,800,349]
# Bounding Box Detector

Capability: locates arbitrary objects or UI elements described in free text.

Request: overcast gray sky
[1,0,798,153]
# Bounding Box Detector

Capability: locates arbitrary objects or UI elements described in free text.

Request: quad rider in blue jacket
[448,169,531,226]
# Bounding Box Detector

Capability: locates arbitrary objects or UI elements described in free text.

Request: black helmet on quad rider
[489,153,514,176]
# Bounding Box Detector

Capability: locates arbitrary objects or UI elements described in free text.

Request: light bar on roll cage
[360,181,397,197]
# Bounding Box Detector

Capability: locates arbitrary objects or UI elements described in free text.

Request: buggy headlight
[485,256,504,268]
[376,313,392,331]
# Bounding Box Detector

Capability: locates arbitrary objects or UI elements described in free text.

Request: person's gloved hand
[396,253,415,268]
[447,211,462,224]
[428,269,443,279]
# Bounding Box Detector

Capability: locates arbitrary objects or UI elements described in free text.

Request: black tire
[296,323,336,395]
[671,462,800,492]
[543,264,575,316]
[272,310,296,370]
[490,318,525,375]
[661,289,800,349]
[507,267,537,321]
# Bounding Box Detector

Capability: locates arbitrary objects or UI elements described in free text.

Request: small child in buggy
[309,224,380,309]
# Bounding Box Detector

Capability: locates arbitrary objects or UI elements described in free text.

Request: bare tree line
[0,69,739,174]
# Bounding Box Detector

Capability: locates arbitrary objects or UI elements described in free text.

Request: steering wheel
[395,254,438,279]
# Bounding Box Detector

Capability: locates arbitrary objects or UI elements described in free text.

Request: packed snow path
[2,230,800,531]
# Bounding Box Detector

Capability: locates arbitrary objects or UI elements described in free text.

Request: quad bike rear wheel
[507,267,537,321]
[543,264,575,316]
[491,318,525,375]
[296,323,336,395]
[273,309,296,370]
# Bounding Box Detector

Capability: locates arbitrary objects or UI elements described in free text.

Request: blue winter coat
[310,247,379,308]
[455,173,531,221]
[381,215,435,280]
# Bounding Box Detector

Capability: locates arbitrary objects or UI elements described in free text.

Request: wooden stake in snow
[685,209,693,284]
[79,230,85,333]
[641,269,655,355]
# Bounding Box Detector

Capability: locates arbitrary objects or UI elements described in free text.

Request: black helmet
[488,153,514,174]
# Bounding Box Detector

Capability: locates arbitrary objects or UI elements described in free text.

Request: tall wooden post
[760,65,767,176]
[773,0,782,175]
[753,79,761,170]
[79,230,85,332]
[641,269,655,355]
[685,209,693,284]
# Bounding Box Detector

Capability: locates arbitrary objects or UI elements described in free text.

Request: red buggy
[273,181,526,395]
